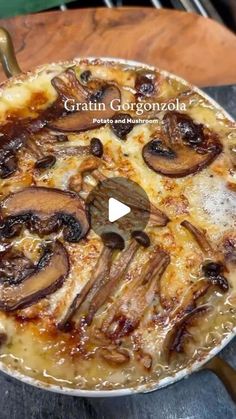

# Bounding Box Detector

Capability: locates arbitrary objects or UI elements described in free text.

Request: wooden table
[0,7,236,87]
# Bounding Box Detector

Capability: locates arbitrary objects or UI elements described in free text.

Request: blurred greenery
[0,0,74,19]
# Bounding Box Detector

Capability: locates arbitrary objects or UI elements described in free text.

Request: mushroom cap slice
[0,240,69,311]
[48,85,121,133]
[0,187,89,242]
[48,110,104,133]
[181,220,214,255]
[164,304,210,360]
[142,112,223,178]
[51,68,89,102]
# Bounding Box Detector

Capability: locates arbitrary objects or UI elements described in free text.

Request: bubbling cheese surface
[0,60,235,391]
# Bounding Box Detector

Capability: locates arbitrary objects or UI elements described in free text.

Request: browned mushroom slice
[0,149,18,179]
[99,347,130,366]
[57,232,124,330]
[90,137,104,157]
[48,110,103,133]
[0,120,29,178]
[0,240,69,311]
[202,262,229,292]
[86,239,142,325]
[142,112,222,177]
[0,99,65,180]
[136,350,153,370]
[48,85,121,133]
[57,246,112,330]
[110,113,134,140]
[181,221,229,292]
[51,137,104,159]
[181,220,214,255]
[34,155,56,170]
[86,232,151,325]
[0,248,34,285]
[0,69,91,179]
[51,68,89,103]
[164,305,210,361]
[220,231,236,265]
[168,279,210,320]
[0,332,7,346]
[102,248,170,339]
[0,187,89,242]
[0,70,88,179]
[100,177,169,227]
[53,145,90,157]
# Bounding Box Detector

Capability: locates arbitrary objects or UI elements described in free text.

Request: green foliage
[0,0,74,18]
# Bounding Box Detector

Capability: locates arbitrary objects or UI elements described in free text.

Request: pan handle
[0,27,21,78]
[204,356,236,403]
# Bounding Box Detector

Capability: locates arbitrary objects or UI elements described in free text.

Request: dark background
[0,84,235,419]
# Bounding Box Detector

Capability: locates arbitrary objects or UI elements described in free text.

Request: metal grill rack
[60,1,236,32]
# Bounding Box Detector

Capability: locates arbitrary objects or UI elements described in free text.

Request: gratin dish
[0,27,235,399]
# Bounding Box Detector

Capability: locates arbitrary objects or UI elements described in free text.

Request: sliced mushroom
[110,113,134,140]
[50,138,104,160]
[0,98,64,179]
[80,70,92,83]
[24,133,57,171]
[142,112,222,177]
[0,69,89,179]
[58,232,124,330]
[202,262,229,292]
[48,85,121,133]
[0,149,18,179]
[131,230,151,248]
[135,70,156,98]
[34,155,56,170]
[181,220,214,255]
[0,240,69,311]
[102,248,170,339]
[53,145,90,157]
[164,305,210,361]
[99,177,169,227]
[148,204,170,227]
[0,121,28,178]
[220,231,236,265]
[85,234,150,325]
[168,278,210,321]
[68,156,102,194]
[90,137,103,158]
[0,187,89,242]
[51,68,89,103]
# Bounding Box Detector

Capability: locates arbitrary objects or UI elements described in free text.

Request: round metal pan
[0,27,235,400]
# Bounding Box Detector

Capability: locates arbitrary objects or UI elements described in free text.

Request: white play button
[108,197,131,223]
[87,177,151,240]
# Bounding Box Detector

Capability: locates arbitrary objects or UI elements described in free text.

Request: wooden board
[0,7,236,87]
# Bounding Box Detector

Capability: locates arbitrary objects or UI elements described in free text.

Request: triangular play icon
[108,197,131,223]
